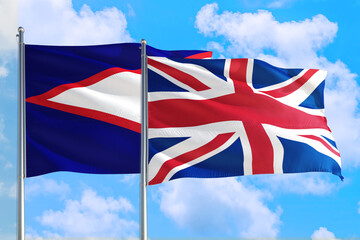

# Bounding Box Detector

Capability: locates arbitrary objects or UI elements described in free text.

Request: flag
[147,57,342,185]
[25,43,212,177]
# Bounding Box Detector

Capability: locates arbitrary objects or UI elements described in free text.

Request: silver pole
[17,26,25,240]
[140,39,148,240]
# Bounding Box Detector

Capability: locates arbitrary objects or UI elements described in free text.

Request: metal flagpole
[17,26,26,240]
[140,39,148,240]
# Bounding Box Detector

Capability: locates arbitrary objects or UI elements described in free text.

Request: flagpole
[17,26,26,240]
[140,39,148,240]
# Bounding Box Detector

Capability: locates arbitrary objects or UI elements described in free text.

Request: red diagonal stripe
[262,69,319,98]
[148,58,211,91]
[244,123,274,174]
[185,51,212,59]
[300,135,340,157]
[149,132,235,185]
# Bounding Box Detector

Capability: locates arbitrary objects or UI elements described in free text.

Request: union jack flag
[147,57,342,185]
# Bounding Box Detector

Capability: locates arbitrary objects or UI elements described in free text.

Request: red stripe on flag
[263,69,319,98]
[229,58,248,86]
[244,123,274,174]
[229,59,274,174]
[185,51,213,59]
[148,58,211,91]
[149,132,235,185]
[300,135,340,157]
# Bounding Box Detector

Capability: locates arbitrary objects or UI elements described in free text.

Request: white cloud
[0,181,4,196]
[38,188,138,238]
[25,177,70,199]
[0,0,17,51]
[0,181,16,199]
[206,41,225,56]
[0,0,17,86]
[8,183,16,199]
[0,116,7,142]
[26,226,62,240]
[18,0,133,45]
[268,0,295,8]
[251,173,340,196]
[155,178,281,237]
[25,227,42,239]
[195,3,360,168]
[0,155,13,171]
[195,3,337,65]
[0,65,9,78]
[311,227,337,239]
[118,174,138,186]
[127,4,136,17]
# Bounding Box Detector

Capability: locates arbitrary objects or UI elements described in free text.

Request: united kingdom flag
[147,57,342,185]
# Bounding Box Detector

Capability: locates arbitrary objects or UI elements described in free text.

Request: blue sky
[1,0,360,239]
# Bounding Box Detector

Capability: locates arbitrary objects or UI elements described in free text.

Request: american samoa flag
[25,43,211,177]
[147,57,343,185]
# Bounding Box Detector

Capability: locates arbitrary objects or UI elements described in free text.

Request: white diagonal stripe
[263,124,284,174]
[278,70,327,106]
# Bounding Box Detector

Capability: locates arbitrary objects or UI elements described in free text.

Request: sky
[0,0,360,239]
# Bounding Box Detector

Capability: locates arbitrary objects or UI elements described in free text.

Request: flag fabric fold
[147,57,342,185]
[25,43,212,177]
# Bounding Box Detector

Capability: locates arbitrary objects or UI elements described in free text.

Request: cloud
[311,227,337,239]
[18,0,133,45]
[0,0,17,51]
[251,173,341,196]
[195,3,360,168]
[0,155,13,172]
[0,181,4,196]
[0,116,7,142]
[0,181,16,199]
[25,177,70,199]
[118,174,138,186]
[206,41,224,52]
[25,226,62,240]
[0,64,9,78]
[37,188,138,237]
[268,0,295,8]
[0,0,17,87]
[155,178,281,237]
[127,3,136,17]
[8,183,16,199]
[195,3,337,64]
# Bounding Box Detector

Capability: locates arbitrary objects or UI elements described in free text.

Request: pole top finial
[141,39,147,45]
[18,26,24,32]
